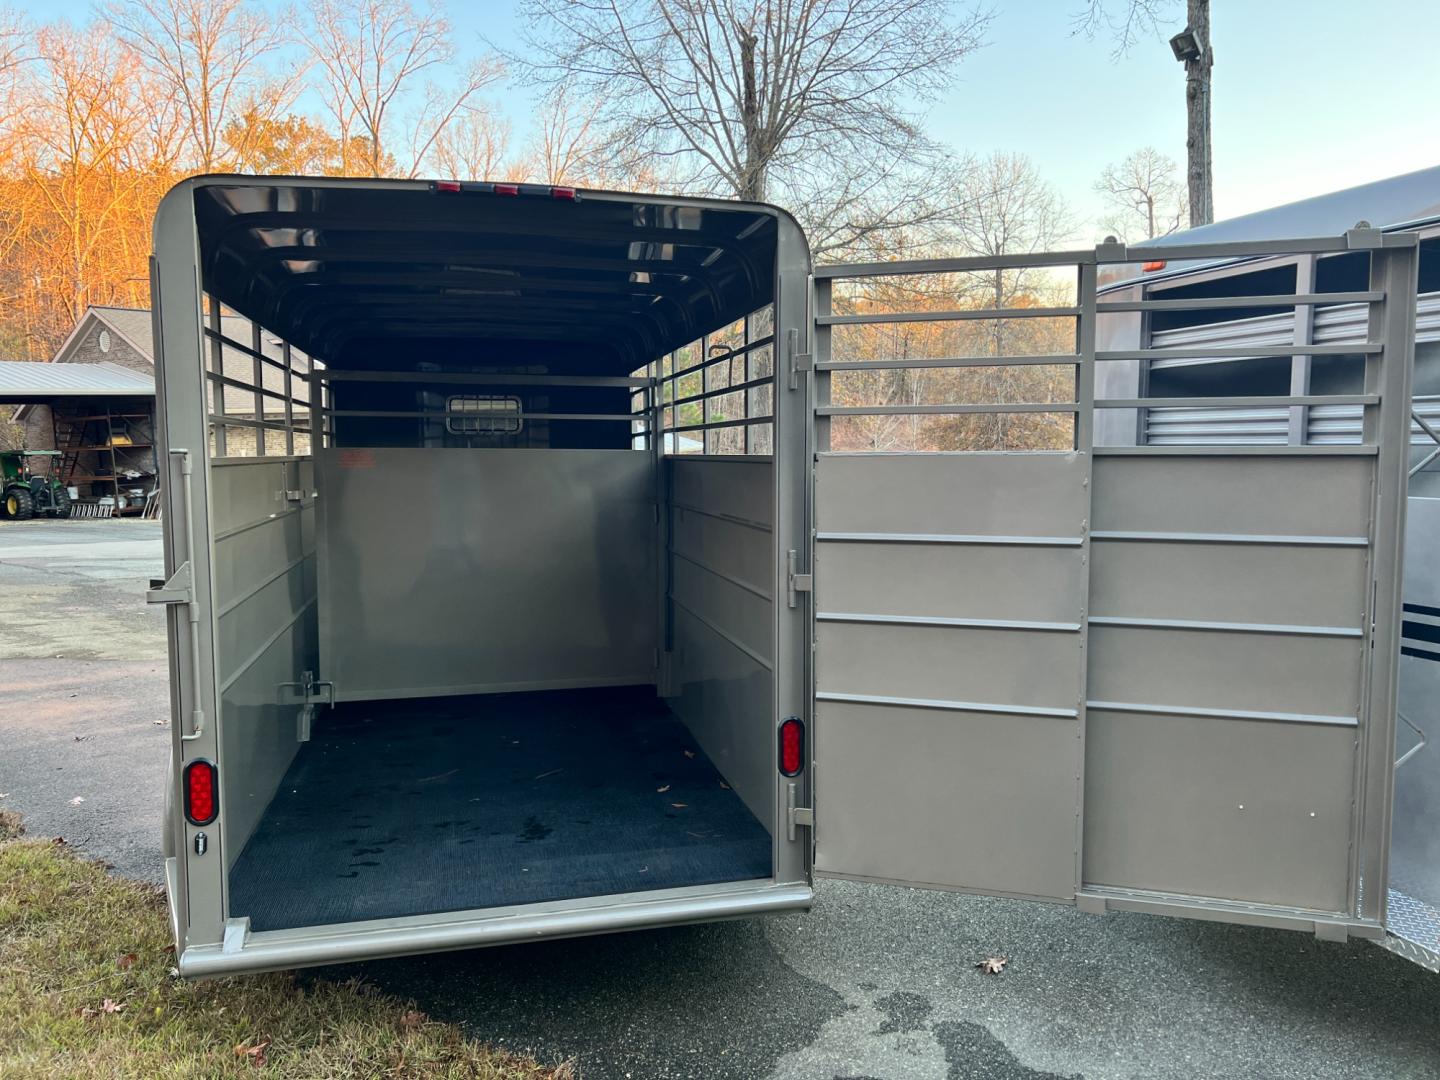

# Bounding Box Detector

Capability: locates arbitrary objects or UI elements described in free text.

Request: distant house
[3,306,307,512]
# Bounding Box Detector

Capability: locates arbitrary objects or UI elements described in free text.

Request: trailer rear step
[228,687,773,931]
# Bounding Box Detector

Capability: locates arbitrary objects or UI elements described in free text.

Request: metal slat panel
[814,701,1079,900]
[1091,455,1373,538]
[816,452,1087,538]
[1090,539,1368,628]
[671,458,774,529]
[1086,624,1363,718]
[1083,709,1356,911]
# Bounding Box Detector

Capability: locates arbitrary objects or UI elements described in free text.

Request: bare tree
[1076,0,1212,227]
[526,85,601,185]
[105,0,299,171]
[514,0,990,257]
[1095,146,1187,242]
[430,106,513,181]
[306,0,503,177]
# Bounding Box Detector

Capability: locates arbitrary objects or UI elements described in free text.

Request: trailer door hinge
[786,549,812,608]
[146,561,194,606]
[787,327,812,390]
[279,670,334,742]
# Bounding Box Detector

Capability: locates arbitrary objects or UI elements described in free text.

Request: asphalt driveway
[2,517,1438,1080]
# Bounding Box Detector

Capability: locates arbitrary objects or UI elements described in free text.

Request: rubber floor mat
[228,687,773,931]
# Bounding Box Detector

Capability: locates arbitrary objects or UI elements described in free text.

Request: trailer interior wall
[175,179,793,937]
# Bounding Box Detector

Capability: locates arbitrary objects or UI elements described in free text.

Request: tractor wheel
[2,485,34,521]
[51,486,72,519]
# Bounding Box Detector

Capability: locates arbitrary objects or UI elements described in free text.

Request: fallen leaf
[116,953,137,971]
[52,836,66,845]
[152,720,167,726]
[683,750,696,759]
[656,785,670,793]
[100,998,125,1014]
[235,1039,271,1067]
[73,735,91,742]
[974,956,1008,975]
[69,797,85,806]
[670,802,688,808]
[399,1009,425,1029]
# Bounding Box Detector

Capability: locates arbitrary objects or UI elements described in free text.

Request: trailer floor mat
[228,686,775,931]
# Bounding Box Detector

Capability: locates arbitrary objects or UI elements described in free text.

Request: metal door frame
[806,229,1418,938]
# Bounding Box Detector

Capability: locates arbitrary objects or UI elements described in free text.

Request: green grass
[0,812,572,1079]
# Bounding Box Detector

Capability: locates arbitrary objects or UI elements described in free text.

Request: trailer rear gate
[150,178,1427,976]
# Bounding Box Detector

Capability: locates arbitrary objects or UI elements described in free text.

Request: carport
[0,360,158,515]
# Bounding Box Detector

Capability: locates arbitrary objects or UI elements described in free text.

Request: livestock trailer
[149,175,1429,977]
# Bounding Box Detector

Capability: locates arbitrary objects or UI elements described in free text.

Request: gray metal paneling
[317,448,655,700]
[818,621,1080,713]
[665,458,777,829]
[1083,709,1356,910]
[1087,625,1362,719]
[814,701,1078,899]
[1090,540,1368,628]
[1092,455,1373,538]
[213,459,317,868]
[817,542,1082,624]
[818,452,1088,537]
[813,452,1085,897]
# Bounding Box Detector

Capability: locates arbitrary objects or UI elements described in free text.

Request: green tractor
[1,450,72,520]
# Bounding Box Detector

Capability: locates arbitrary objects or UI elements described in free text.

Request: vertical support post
[1287,254,1317,445]
[1355,238,1418,923]
[251,320,264,456]
[282,342,295,456]
[1073,258,1099,895]
[207,295,226,457]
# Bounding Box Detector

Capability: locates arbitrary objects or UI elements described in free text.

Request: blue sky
[29,0,1440,236]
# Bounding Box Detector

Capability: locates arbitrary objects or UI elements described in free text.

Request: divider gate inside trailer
[806,231,1418,948]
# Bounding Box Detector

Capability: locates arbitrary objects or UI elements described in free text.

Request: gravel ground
[2,517,1439,1080]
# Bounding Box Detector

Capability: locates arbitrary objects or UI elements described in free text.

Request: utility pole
[1169,0,1213,226]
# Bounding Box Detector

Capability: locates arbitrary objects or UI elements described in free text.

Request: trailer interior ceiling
[193,181,785,932]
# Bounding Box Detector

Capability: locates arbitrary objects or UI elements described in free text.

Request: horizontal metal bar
[817,611,1081,632]
[820,305,1078,326]
[817,530,1082,547]
[671,596,772,671]
[1098,342,1381,361]
[669,415,770,433]
[317,370,652,388]
[816,690,1078,719]
[203,327,312,380]
[320,409,644,423]
[216,554,311,619]
[1076,884,1380,936]
[218,596,317,693]
[665,374,773,409]
[1093,445,1379,457]
[1089,530,1369,547]
[818,403,1077,416]
[178,881,813,978]
[1098,394,1379,410]
[209,414,299,434]
[669,549,772,601]
[1095,291,1383,313]
[1086,699,1358,727]
[816,249,1095,278]
[671,501,771,533]
[670,334,775,374]
[1088,615,1363,638]
[818,354,1078,372]
[207,370,311,407]
[211,501,311,543]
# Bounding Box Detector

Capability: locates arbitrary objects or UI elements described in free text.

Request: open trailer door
[806,231,1423,944]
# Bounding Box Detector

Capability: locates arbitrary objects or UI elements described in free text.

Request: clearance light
[1142,260,1167,273]
[430,180,580,201]
[779,717,805,777]
[183,759,218,826]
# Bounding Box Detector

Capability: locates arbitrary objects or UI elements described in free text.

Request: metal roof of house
[0,360,154,403]
[1102,163,1440,290]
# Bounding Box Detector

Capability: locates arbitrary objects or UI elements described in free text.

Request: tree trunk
[735,19,764,202]
[1184,0,1213,226]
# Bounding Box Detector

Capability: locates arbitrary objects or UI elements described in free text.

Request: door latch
[279,670,335,742]
[146,561,194,606]
[786,782,813,842]
[786,549,812,608]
